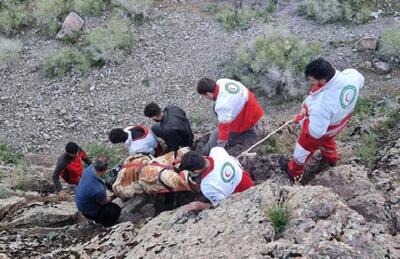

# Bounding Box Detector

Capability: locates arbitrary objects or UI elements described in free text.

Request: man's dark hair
[65,142,79,154]
[94,155,109,172]
[197,78,216,95]
[179,151,206,171]
[144,102,162,118]
[109,128,128,143]
[305,58,335,81]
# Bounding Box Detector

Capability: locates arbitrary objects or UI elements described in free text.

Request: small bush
[113,0,153,23]
[73,0,106,16]
[353,97,376,120]
[0,141,24,165]
[358,133,377,168]
[34,0,73,36]
[300,0,400,24]
[0,186,11,199]
[84,141,127,167]
[0,37,23,69]
[43,47,91,77]
[0,0,32,33]
[373,108,400,140]
[85,16,133,64]
[266,203,290,233]
[216,7,257,31]
[223,29,321,98]
[379,29,400,63]
[259,136,286,154]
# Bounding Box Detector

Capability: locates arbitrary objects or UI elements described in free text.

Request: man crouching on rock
[178,147,254,212]
[76,155,121,227]
[53,142,92,201]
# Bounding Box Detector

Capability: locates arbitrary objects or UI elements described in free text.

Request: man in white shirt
[108,125,160,155]
[284,58,364,181]
[178,147,254,211]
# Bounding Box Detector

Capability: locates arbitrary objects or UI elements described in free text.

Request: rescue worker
[108,125,159,156]
[177,147,254,211]
[284,58,364,181]
[52,142,92,201]
[143,102,194,151]
[197,78,264,155]
[76,155,121,227]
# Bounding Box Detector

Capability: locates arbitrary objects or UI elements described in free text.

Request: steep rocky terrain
[0,0,399,258]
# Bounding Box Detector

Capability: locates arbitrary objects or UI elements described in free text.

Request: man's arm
[81,150,92,166]
[162,129,185,151]
[52,156,68,193]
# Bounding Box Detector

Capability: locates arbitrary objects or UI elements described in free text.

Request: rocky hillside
[1,0,400,258]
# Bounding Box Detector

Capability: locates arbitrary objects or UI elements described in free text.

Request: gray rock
[357,36,377,50]
[123,182,400,258]
[309,165,393,230]
[4,202,79,228]
[372,61,392,75]
[56,12,84,40]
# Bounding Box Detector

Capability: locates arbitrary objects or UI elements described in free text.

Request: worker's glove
[216,140,227,148]
[294,114,304,123]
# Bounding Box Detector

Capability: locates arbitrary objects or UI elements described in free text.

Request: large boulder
[56,12,84,40]
[123,182,400,258]
[309,164,394,231]
[2,201,79,228]
[47,221,138,258]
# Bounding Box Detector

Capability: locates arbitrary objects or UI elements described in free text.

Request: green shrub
[84,141,127,167]
[0,141,24,165]
[266,203,290,233]
[34,0,73,36]
[0,186,11,199]
[0,37,23,69]
[300,0,398,24]
[379,29,400,63]
[373,108,400,140]
[353,97,376,120]
[358,133,377,168]
[113,0,153,23]
[223,29,321,97]
[43,47,91,77]
[0,0,32,33]
[85,16,133,64]
[259,136,286,154]
[216,7,257,31]
[73,0,106,16]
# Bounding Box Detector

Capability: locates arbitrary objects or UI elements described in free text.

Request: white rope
[237,119,294,159]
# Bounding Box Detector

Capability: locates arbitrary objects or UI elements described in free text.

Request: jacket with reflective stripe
[124,126,158,155]
[299,69,364,139]
[214,79,264,141]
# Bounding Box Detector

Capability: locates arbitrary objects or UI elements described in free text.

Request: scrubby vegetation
[266,203,290,233]
[378,29,400,63]
[205,1,277,31]
[34,0,74,36]
[223,29,321,98]
[0,141,25,165]
[358,133,377,168]
[300,0,400,24]
[42,15,133,77]
[84,141,127,167]
[74,0,107,16]
[0,186,11,199]
[0,0,32,33]
[113,0,154,24]
[85,16,134,64]
[0,37,23,69]
[260,136,287,154]
[43,47,91,77]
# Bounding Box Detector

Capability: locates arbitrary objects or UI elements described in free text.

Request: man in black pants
[144,102,194,152]
[76,155,121,227]
[144,102,194,213]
